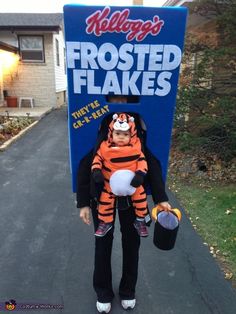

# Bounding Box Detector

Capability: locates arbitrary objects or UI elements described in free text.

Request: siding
[53,30,67,93]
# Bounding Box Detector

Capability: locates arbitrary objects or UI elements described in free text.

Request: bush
[174,95,236,161]
[0,117,34,144]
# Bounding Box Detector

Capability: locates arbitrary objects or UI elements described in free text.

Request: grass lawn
[168,178,236,285]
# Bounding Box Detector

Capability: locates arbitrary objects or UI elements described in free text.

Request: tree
[174,0,236,161]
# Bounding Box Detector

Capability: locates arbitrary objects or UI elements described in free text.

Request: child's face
[112,130,131,146]
[108,96,127,104]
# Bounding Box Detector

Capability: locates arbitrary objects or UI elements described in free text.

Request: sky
[0,0,166,13]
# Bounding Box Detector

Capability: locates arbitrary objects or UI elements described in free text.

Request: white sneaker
[121,299,136,310]
[96,301,111,313]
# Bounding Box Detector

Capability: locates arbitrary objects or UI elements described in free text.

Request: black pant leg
[118,207,140,300]
[92,203,115,303]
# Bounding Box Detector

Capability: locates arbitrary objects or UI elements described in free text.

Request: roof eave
[0,25,61,32]
[0,40,18,53]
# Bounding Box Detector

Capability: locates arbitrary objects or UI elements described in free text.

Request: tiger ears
[112,113,134,123]
[113,113,118,120]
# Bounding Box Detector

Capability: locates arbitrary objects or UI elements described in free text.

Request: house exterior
[0,13,67,108]
[162,0,215,37]
[163,0,192,5]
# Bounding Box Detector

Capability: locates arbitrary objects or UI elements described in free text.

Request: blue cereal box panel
[63,5,188,192]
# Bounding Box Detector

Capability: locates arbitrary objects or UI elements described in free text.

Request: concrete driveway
[0,107,236,314]
[0,106,52,119]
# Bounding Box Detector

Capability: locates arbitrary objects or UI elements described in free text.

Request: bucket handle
[151,205,181,222]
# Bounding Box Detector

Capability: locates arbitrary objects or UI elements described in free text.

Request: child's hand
[80,206,91,225]
[92,169,104,183]
[157,202,171,212]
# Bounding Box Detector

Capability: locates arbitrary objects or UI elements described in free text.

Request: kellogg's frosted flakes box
[63,5,188,192]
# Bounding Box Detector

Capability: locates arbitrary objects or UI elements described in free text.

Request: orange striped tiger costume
[91,113,148,223]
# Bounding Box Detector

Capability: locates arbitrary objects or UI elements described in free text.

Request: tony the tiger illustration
[91,113,148,236]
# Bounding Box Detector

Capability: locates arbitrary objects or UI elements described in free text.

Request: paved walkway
[0,108,235,314]
[0,106,53,119]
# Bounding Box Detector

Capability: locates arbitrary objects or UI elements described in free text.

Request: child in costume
[78,105,171,313]
[91,112,149,237]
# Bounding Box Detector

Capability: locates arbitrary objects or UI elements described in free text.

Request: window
[19,36,44,62]
[56,39,60,66]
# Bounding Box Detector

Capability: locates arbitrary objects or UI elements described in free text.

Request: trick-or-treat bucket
[152,208,181,250]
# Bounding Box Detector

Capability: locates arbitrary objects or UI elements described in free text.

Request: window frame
[18,35,45,63]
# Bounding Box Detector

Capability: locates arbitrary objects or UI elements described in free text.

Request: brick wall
[3,33,57,107]
[56,90,66,107]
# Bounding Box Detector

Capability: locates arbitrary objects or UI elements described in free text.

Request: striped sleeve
[137,150,148,174]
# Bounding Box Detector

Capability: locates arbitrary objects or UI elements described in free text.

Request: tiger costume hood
[108,113,137,145]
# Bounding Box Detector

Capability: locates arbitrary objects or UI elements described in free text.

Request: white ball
[109,170,136,196]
